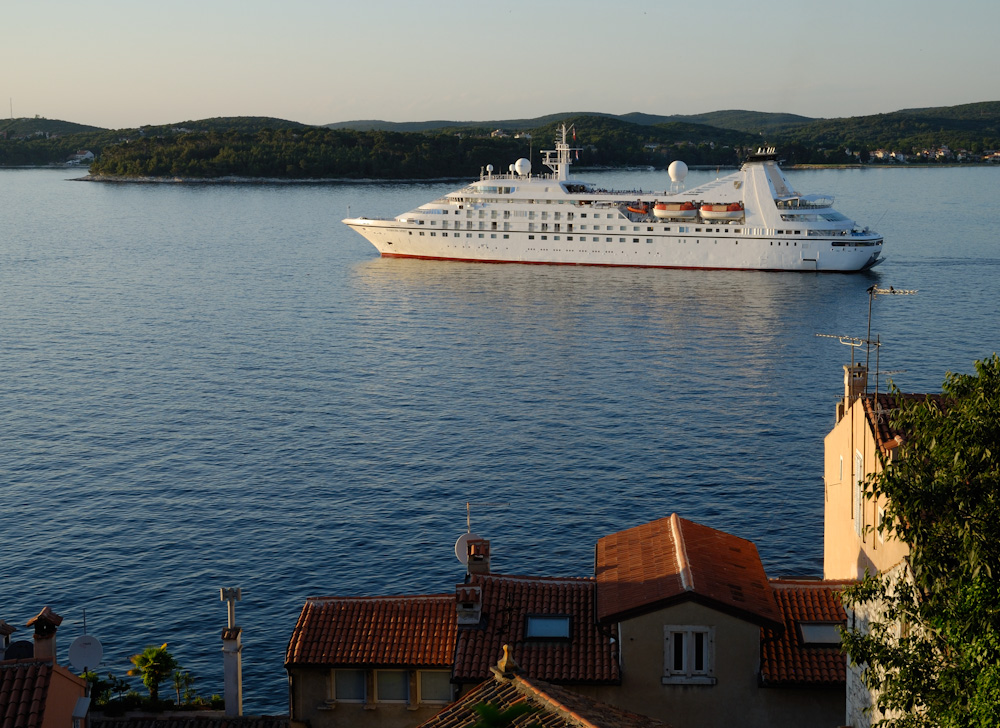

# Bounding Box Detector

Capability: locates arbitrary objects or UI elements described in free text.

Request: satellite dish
[455,532,481,565]
[68,635,104,672]
[668,160,689,183]
[5,641,33,660]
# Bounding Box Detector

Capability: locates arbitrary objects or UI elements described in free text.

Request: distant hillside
[6,100,1000,173]
[140,116,313,135]
[325,113,612,133]
[660,110,818,134]
[0,117,106,137]
[776,100,1000,151]
[327,110,815,136]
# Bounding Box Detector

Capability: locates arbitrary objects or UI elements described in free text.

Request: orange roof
[285,594,455,668]
[453,574,619,685]
[595,514,782,628]
[0,660,53,728]
[759,580,849,687]
[418,669,671,728]
[862,392,943,452]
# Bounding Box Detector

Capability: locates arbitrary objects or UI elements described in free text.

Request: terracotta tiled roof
[759,580,850,687]
[452,575,619,685]
[862,392,944,452]
[285,594,455,668]
[0,660,52,728]
[417,669,671,728]
[595,514,782,629]
[90,717,288,728]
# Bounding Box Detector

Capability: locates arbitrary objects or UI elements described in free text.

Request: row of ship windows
[418,218,833,238]
[410,231,805,246]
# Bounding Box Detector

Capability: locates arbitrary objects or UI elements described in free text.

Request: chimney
[466,538,491,575]
[455,584,483,627]
[220,587,243,717]
[26,606,63,662]
[0,620,16,660]
[839,364,868,422]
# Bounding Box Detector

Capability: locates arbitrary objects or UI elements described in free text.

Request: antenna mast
[465,501,508,533]
[865,285,916,391]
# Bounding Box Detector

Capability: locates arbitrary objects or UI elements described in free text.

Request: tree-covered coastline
[3,102,1000,179]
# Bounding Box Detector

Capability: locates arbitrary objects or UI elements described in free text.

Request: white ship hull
[344,132,883,273]
[345,218,881,272]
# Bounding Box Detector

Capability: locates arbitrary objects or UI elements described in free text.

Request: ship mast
[541,123,581,181]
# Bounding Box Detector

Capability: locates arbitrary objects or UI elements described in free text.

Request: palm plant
[127,643,178,703]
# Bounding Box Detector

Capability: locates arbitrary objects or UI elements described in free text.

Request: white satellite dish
[455,532,481,565]
[68,635,103,672]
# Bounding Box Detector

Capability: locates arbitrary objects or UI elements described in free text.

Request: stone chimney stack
[26,606,63,662]
[220,587,243,718]
[455,584,483,626]
[466,538,491,575]
[839,364,868,422]
[0,620,16,661]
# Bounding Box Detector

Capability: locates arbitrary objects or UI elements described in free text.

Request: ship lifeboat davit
[700,202,745,221]
[653,201,697,219]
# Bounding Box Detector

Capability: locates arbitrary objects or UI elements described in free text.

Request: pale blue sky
[5,0,999,129]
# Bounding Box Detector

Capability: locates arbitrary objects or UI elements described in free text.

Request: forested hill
[4,102,1000,176]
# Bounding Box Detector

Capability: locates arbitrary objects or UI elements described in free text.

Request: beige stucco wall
[288,668,451,728]
[824,396,909,580]
[577,603,843,728]
[41,664,87,728]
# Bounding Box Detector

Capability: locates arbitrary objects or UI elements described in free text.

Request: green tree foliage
[842,354,1000,727]
[6,102,1000,175]
[127,643,179,703]
[172,669,196,705]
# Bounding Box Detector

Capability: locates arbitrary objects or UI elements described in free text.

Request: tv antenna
[865,285,917,376]
[816,284,916,396]
[454,501,508,565]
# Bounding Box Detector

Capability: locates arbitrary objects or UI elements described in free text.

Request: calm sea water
[2,165,998,713]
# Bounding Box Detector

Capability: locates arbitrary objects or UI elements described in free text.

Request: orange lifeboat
[653,201,697,219]
[626,203,649,215]
[699,202,744,221]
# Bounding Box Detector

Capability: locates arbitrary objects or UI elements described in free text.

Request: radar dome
[668,160,689,183]
[514,158,531,176]
[486,164,494,173]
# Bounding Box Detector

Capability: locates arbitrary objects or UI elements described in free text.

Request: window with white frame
[375,670,408,702]
[663,625,715,685]
[332,669,365,702]
[417,670,452,703]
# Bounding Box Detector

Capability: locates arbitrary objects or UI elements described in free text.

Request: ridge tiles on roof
[416,670,672,728]
[595,514,781,627]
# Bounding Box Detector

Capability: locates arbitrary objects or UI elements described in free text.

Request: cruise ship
[343,126,883,272]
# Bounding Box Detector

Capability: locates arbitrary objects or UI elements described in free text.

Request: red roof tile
[418,669,671,728]
[862,392,944,452]
[284,594,455,668]
[452,575,619,685]
[595,514,782,628]
[0,660,52,728]
[759,580,850,687]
